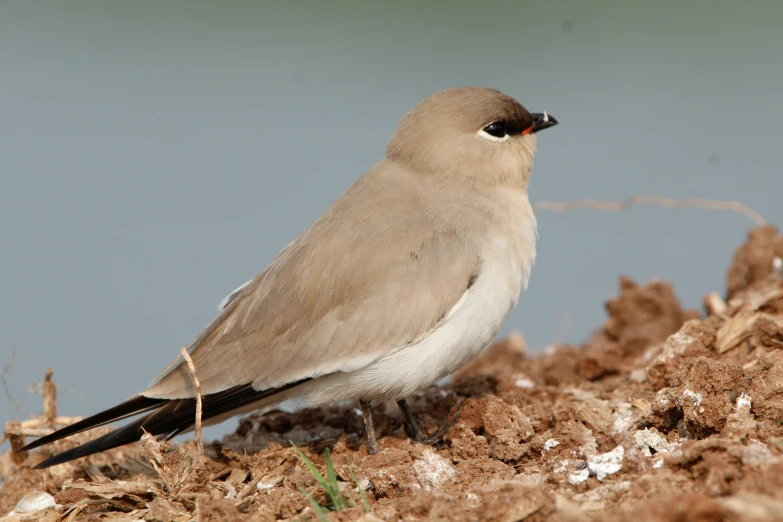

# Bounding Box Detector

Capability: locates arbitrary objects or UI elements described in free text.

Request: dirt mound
[3,226,783,521]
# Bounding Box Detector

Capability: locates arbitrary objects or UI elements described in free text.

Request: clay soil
[4,226,783,522]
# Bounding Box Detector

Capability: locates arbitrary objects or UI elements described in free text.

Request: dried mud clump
[727,225,783,297]
[3,225,783,521]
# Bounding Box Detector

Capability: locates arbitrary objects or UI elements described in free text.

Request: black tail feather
[28,378,310,469]
[31,414,158,469]
[20,395,166,452]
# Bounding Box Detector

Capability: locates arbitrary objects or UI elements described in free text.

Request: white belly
[297,238,530,404]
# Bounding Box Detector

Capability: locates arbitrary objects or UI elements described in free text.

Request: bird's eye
[477,121,512,142]
[483,121,507,138]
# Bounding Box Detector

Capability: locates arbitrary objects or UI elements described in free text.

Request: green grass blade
[323,448,347,510]
[342,478,358,510]
[345,488,357,509]
[299,488,329,522]
[291,442,329,492]
[349,468,370,512]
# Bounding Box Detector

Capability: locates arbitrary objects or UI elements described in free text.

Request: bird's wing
[217,280,251,311]
[21,166,481,468]
[144,170,481,399]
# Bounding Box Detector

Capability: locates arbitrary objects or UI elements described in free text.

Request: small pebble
[588,446,624,481]
[13,491,57,514]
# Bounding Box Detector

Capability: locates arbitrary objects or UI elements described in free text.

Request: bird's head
[386,86,558,189]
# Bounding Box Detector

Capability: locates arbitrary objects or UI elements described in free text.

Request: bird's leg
[359,400,379,455]
[397,398,465,447]
[396,399,422,440]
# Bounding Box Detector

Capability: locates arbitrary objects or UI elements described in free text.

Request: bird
[21,87,558,468]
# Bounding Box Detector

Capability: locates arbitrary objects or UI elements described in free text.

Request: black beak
[530,112,558,133]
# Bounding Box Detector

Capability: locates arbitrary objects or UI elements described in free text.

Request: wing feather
[144,164,480,399]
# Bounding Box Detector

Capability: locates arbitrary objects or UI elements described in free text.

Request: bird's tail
[21,379,309,469]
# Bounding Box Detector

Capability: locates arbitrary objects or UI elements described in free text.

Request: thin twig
[2,415,85,445]
[15,416,83,431]
[139,430,172,493]
[60,383,85,402]
[2,346,32,418]
[6,427,70,437]
[43,367,57,428]
[5,421,28,464]
[180,347,203,454]
[533,195,767,227]
[28,381,84,403]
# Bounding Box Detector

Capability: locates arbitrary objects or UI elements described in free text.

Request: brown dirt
[3,226,783,521]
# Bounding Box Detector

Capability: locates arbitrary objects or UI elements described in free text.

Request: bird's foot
[396,398,464,449]
[359,399,379,455]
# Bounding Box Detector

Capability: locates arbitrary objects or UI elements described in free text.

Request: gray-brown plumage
[22,87,557,467]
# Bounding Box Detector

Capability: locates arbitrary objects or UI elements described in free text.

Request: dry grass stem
[2,346,32,418]
[5,422,28,465]
[2,364,84,465]
[704,292,728,318]
[533,195,767,227]
[179,347,203,454]
[139,430,172,492]
[43,367,57,428]
[3,417,83,439]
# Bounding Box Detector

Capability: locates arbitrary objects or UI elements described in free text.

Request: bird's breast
[328,234,534,401]
[298,192,538,403]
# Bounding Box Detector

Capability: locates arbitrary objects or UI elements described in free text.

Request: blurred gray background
[1,1,781,444]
